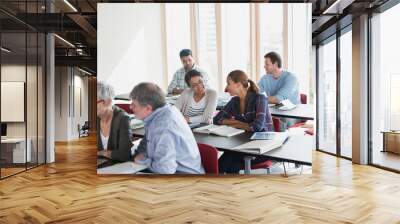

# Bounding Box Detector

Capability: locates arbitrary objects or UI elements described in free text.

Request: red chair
[300,94,307,104]
[289,122,305,128]
[197,143,219,174]
[250,160,273,170]
[115,103,133,114]
[241,158,273,174]
[272,117,281,132]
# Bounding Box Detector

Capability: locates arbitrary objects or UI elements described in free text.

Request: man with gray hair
[130,82,204,174]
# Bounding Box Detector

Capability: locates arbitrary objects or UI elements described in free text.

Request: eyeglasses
[190,80,204,88]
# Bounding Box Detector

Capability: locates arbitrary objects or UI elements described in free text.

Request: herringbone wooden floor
[1,135,400,223]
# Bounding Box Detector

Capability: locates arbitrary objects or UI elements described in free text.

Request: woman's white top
[100,132,109,150]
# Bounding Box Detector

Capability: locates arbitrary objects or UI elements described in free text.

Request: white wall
[55,67,89,141]
[98,3,165,95]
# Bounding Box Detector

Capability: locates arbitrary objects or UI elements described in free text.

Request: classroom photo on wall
[96,2,315,175]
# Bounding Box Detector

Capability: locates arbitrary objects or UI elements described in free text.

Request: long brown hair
[227,70,259,94]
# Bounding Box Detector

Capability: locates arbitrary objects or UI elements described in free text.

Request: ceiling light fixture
[54,34,75,48]
[78,67,92,76]
[322,0,354,15]
[63,0,78,12]
[1,47,11,53]
[322,0,340,14]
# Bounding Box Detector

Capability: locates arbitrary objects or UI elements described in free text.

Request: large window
[371,3,400,171]
[340,28,352,158]
[287,4,312,101]
[258,4,284,77]
[316,27,353,159]
[197,3,218,91]
[98,3,312,100]
[165,4,191,83]
[220,3,250,88]
[0,2,46,179]
[317,37,337,155]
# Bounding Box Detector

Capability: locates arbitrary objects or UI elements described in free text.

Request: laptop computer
[97,156,114,168]
[188,123,209,130]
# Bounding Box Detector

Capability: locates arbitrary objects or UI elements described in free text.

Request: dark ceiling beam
[55,55,96,71]
[373,0,399,12]
[86,0,97,12]
[322,0,356,14]
[312,14,352,45]
[312,15,335,33]
[67,13,97,39]
[13,13,82,32]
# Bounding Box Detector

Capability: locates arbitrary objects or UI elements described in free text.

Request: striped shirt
[213,92,273,132]
[185,95,206,118]
[167,64,210,93]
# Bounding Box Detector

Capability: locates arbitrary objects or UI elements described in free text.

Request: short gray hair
[97,81,115,100]
[129,82,166,110]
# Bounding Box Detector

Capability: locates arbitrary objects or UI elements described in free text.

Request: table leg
[243,156,253,174]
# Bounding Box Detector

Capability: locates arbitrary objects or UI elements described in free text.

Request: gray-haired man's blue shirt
[137,104,205,174]
[258,70,300,104]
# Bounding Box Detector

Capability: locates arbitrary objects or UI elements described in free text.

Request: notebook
[233,131,289,154]
[97,161,148,174]
[278,99,296,110]
[193,124,245,137]
[250,132,276,140]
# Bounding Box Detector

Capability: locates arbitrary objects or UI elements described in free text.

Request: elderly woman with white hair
[97,81,132,161]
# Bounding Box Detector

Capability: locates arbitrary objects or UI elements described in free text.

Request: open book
[193,124,245,137]
[97,161,148,174]
[233,131,289,154]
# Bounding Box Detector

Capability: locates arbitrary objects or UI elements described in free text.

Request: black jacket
[97,106,132,162]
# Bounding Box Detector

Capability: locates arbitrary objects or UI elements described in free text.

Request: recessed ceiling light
[54,34,75,48]
[78,67,92,76]
[1,47,11,53]
[63,0,78,12]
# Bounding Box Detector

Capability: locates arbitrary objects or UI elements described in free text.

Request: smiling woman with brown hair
[213,70,273,174]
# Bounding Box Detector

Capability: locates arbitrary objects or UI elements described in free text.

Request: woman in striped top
[175,70,217,124]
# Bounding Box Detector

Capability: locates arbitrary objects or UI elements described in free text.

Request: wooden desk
[1,138,32,164]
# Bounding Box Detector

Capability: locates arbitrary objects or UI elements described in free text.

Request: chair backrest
[300,94,307,104]
[82,121,90,130]
[197,143,219,174]
[272,117,281,132]
[115,103,134,114]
